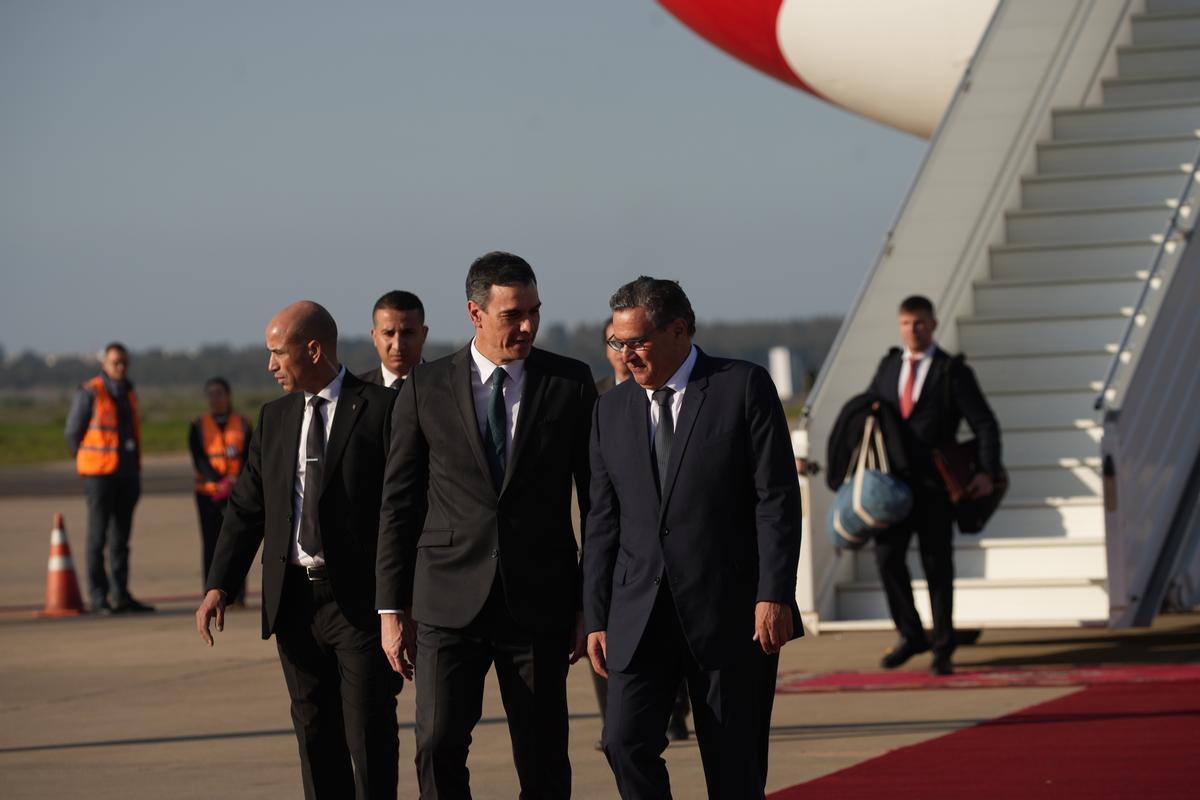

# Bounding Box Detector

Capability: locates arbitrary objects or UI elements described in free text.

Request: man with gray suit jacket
[376,252,597,799]
[584,277,802,799]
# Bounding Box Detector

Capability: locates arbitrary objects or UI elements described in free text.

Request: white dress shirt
[646,345,698,442]
[469,339,526,463]
[291,366,346,567]
[379,363,402,388]
[898,343,938,407]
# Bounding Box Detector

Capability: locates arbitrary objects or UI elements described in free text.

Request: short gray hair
[609,276,696,336]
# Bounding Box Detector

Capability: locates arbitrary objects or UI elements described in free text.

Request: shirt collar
[380,363,402,387]
[904,342,939,363]
[305,365,346,404]
[645,345,698,400]
[470,339,526,385]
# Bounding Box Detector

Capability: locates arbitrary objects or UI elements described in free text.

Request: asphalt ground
[2,458,1196,798]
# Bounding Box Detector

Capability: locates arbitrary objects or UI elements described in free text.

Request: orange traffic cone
[35,513,85,618]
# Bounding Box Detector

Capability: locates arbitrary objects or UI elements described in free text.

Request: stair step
[1132,11,1200,47]
[1005,203,1179,245]
[852,537,1108,582]
[1007,461,1103,500]
[990,239,1160,280]
[974,274,1145,316]
[1103,72,1200,105]
[987,388,1098,429]
[1118,41,1200,78]
[959,313,1128,354]
[1005,426,1103,464]
[982,498,1106,540]
[971,350,1114,392]
[836,577,1110,625]
[1021,168,1192,210]
[1037,133,1200,175]
[1145,0,1200,16]
[1052,100,1200,140]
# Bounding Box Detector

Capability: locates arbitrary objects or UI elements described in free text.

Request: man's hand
[212,477,234,502]
[752,601,793,655]
[196,589,227,646]
[587,631,609,678]
[381,610,417,680]
[966,473,995,499]
[569,611,587,665]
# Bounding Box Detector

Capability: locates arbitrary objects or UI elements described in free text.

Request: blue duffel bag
[826,415,913,550]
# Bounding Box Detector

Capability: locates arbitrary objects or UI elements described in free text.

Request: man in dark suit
[376,251,597,799]
[584,277,802,799]
[195,301,402,800]
[360,289,429,390]
[867,294,1001,676]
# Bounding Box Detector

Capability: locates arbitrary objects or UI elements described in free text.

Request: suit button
[653,576,661,585]
[490,549,498,559]
[278,555,286,563]
[662,527,670,537]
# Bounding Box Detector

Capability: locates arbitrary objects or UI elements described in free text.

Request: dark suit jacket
[583,348,803,672]
[207,371,397,638]
[868,347,1001,488]
[359,366,386,386]
[375,345,597,634]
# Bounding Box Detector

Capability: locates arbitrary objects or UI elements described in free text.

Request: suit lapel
[279,392,304,502]
[450,345,497,492]
[320,373,364,493]
[912,349,948,416]
[883,351,902,407]
[658,352,709,518]
[502,349,547,494]
[628,384,657,495]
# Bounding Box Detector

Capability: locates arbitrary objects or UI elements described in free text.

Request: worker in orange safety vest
[64,342,154,614]
[189,377,252,605]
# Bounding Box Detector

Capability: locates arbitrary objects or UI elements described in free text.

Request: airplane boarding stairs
[798,0,1200,631]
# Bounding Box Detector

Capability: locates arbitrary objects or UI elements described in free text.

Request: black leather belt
[289,564,329,582]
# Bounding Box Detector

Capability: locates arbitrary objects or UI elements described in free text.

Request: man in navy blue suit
[584,277,802,799]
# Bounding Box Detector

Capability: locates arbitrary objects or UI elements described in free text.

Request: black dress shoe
[91,601,114,615]
[113,597,156,614]
[931,654,954,676]
[880,639,931,669]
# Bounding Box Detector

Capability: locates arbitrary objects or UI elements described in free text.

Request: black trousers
[83,474,140,607]
[414,578,571,800]
[604,586,779,800]
[274,568,402,800]
[873,486,956,656]
[194,493,244,603]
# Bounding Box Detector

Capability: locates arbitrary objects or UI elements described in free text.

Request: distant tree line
[0,317,842,392]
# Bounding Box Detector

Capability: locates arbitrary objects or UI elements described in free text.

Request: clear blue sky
[0,1,925,354]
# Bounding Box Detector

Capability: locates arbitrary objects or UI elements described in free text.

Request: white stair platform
[836,577,1111,625]
[852,537,1108,581]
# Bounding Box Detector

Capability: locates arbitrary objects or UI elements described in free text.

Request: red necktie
[900,356,920,419]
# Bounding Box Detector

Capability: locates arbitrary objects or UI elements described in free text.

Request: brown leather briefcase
[931,438,1008,534]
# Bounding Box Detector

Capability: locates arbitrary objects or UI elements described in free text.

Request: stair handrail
[1094,132,1200,412]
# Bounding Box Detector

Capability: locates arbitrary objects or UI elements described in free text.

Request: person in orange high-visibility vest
[189,377,252,605]
[64,342,153,614]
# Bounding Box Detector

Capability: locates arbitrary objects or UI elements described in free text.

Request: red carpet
[777,662,1200,692]
[769,679,1200,799]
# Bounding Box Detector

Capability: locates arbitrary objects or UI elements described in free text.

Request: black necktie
[652,387,675,492]
[485,368,508,490]
[298,395,327,556]
[388,377,403,391]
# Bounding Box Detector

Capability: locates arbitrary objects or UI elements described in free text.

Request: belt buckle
[304,565,326,582]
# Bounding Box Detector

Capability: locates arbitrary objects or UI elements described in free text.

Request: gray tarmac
[2,458,1196,798]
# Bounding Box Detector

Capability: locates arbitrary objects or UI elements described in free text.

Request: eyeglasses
[606,336,653,353]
